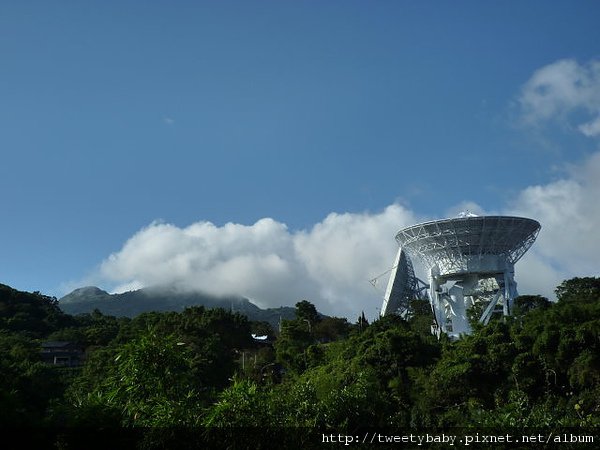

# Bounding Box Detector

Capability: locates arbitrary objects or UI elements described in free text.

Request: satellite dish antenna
[381,214,541,339]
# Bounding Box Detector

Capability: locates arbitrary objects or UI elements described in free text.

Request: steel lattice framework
[380,248,427,318]
[382,215,541,339]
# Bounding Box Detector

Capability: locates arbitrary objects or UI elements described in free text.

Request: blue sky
[2,1,600,318]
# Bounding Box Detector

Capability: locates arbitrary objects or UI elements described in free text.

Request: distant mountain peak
[59,286,111,304]
[73,286,109,295]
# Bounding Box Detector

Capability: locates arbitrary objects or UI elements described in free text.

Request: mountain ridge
[59,285,296,329]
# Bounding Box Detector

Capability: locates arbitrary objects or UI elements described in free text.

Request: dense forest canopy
[1,278,599,447]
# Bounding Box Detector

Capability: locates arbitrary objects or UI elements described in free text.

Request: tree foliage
[1,277,600,442]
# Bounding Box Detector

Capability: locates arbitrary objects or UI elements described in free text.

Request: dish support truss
[380,247,428,318]
[428,264,518,339]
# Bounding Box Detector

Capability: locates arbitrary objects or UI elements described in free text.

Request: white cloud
[506,151,600,297]
[100,218,305,308]
[96,205,420,319]
[293,205,418,314]
[579,116,600,138]
[518,58,600,138]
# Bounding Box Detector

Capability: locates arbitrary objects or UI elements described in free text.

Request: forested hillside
[1,278,599,448]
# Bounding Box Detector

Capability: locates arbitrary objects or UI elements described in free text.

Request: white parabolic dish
[395,215,541,277]
[382,215,541,338]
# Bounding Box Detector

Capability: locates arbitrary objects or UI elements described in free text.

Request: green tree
[0,331,64,426]
[295,300,320,329]
[275,319,313,374]
[313,316,351,342]
[356,311,369,332]
[555,277,600,302]
[203,379,270,426]
[0,284,74,337]
[72,330,205,426]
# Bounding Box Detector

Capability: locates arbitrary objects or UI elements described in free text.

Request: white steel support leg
[381,247,403,316]
[507,269,518,315]
[429,281,442,327]
[503,268,517,316]
[429,268,445,336]
[480,290,502,325]
[448,283,471,336]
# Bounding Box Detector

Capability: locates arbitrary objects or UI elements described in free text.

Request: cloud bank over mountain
[91,149,600,319]
[96,205,419,319]
[83,58,600,319]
